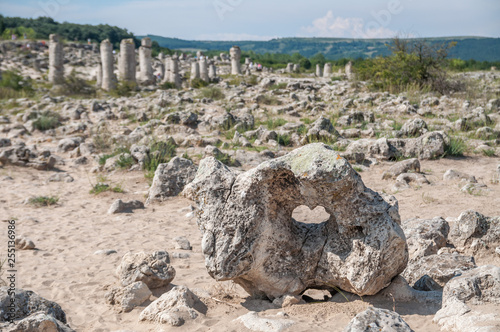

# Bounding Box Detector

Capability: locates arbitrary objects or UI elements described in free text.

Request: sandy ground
[1,153,499,331]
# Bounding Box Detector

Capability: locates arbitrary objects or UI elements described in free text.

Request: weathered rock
[105,281,152,313]
[3,311,75,332]
[0,287,67,323]
[15,236,35,250]
[301,116,341,145]
[402,253,476,287]
[57,137,83,153]
[182,143,408,299]
[173,236,192,250]
[382,158,420,180]
[108,199,144,214]
[344,307,413,332]
[236,311,295,332]
[116,251,175,289]
[392,173,430,191]
[402,217,449,260]
[443,169,477,183]
[47,173,74,183]
[146,157,197,205]
[434,265,500,332]
[139,286,204,326]
[448,210,500,254]
[400,118,428,137]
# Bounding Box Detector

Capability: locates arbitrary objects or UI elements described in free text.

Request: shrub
[58,70,96,97]
[0,70,34,99]
[265,118,287,129]
[482,148,496,157]
[143,140,177,178]
[32,111,61,131]
[110,81,137,97]
[28,196,59,207]
[89,183,123,194]
[277,134,292,146]
[444,137,467,157]
[198,86,225,100]
[160,81,179,90]
[116,154,135,169]
[190,78,209,89]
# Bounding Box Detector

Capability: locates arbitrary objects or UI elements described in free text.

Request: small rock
[94,249,117,255]
[47,173,74,183]
[236,311,295,332]
[105,281,152,313]
[344,307,413,332]
[15,236,35,250]
[173,236,192,250]
[108,199,144,214]
[116,251,176,289]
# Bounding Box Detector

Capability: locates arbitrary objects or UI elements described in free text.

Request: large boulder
[182,143,408,300]
[0,287,70,330]
[402,217,449,260]
[434,265,500,331]
[448,210,500,254]
[146,157,198,205]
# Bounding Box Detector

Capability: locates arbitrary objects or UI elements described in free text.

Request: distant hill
[140,35,500,61]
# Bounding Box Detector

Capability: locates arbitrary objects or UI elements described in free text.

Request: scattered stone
[443,169,477,183]
[146,157,197,205]
[139,286,204,326]
[15,236,35,250]
[105,281,152,313]
[448,210,500,254]
[434,265,500,332]
[272,295,304,308]
[47,173,74,183]
[108,199,144,214]
[402,217,449,259]
[236,311,295,332]
[94,249,117,255]
[392,172,430,191]
[344,307,413,332]
[402,253,476,287]
[182,143,407,300]
[173,236,192,250]
[116,251,176,289]
[3,311,75,332]
[382,158,420,179]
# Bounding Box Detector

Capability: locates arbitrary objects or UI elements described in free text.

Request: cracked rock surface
[183,143,408,299]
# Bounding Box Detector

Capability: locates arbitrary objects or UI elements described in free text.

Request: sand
[1,153,499,331]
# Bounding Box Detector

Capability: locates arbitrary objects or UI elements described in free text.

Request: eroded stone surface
[182,143,408,299]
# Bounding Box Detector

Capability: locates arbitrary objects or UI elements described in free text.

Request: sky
[0,0,499,40]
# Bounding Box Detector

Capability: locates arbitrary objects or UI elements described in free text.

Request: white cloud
[299,10,397,39]
[195,33,276,41]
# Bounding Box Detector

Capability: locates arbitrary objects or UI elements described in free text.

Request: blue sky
[1,0,499,40]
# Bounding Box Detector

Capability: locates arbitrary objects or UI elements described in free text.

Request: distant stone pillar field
[118,38,136,83]
[48,34,64,85]
[323,63,332,78]
[139,37,154,84]
[100,39,116,91]
[230,46,241,75]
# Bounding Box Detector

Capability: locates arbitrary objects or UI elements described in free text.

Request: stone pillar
[286,63,293,73]
[199,57,209,82]
[190,61,200,80]
[230,46,241,75]
[208,63,217,81]
[77,49,84,58]
[345,61,354,80]
[157,62,165,81]
[158,52,164,61]
[196,51,202,59]
[323,63,332,78]
[118,38,136,83]
[48,34,64,85]
[316,64,322,77]
[100,39,116,91]
[293,64,300,73]
[220,53,227,61]
[163,56,171,83]
[170,54,181,88]
[96,62,102,87]
[245,57,251,65]
[32,58,40,72]
[139,37,154,84]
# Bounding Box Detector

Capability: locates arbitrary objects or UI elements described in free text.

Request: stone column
[286,63,293,73]
[293,64,300,73]
[245,57,251,65]
[190,61,200,80]
[199,57,209,82]
[345,61,354,80]
[139,37,153,84]
[96,62,102,87]
[230,46,241,75]
[316,64,322,77]
[100,39,116,91]
[323,63,332,78]
[118,38,136,83]
[158,52,164,61]
[208,63,217,81]
[170,54,181,88]
[48,34,64,85]
[77,49,84,58]
[157,62,165,81]
[163,56,171,83]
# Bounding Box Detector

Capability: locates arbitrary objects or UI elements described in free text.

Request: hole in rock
[292,205,331,224]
